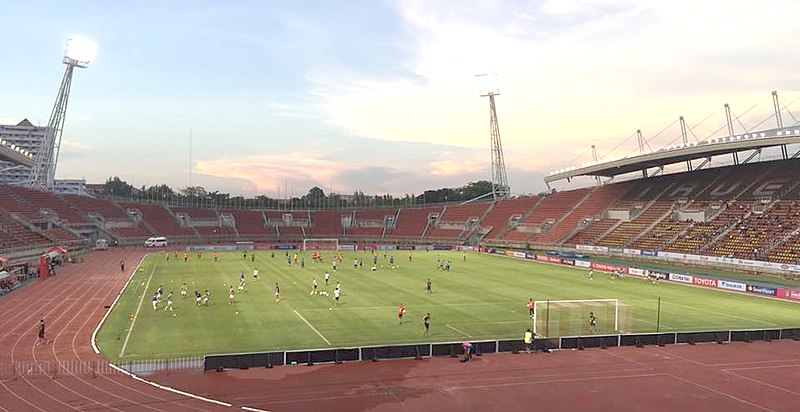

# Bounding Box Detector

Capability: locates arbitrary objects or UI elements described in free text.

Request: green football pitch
[96,250,800,362]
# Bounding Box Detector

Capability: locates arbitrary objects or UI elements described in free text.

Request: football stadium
[3,3,800,412]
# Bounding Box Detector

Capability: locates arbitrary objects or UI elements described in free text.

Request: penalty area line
[119,262,158,358]
[293,309,332,346]
[446,324,473,338]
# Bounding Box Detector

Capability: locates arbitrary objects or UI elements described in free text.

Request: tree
[103,176,135,198]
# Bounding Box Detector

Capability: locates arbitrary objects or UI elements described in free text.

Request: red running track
[2,249,800,411]
[0,249,227,411]
[156,339,800,412]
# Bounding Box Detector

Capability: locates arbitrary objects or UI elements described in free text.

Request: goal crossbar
[302,238,340,251]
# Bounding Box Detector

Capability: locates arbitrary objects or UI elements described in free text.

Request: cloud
[194,149,499,196]
[429,158,485,176]
[194,153,342,195]
[60,140,91,150]
[307,0,800,178]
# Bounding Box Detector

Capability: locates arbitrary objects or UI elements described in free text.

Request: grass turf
[96,250,800,362]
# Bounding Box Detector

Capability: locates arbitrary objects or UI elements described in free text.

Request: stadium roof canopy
[544,126,800,186]
[0,141,34,168]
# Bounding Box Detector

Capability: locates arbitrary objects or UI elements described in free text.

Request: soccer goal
[533,299,632,337]
[302,238,340,251]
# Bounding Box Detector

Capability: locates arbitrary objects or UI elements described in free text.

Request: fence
[203,327,800,371]
[0,360,120,380]
[115,356,204,375]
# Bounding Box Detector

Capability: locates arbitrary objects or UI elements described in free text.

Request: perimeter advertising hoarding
[536,255,562,264]
[746,285,778,296]
[591,262,627,273]
[692,276,718,288]
[669,273,693,283]
[718,280,747,292]
[185,244,254,251]
[781,289,800,300]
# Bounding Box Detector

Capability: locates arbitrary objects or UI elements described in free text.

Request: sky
[2,0,800,197]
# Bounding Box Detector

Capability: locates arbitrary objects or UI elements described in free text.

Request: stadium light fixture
[63,36,97,68]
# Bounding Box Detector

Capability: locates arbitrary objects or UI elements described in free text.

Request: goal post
[302,238,340,251]
[533,299,632,337]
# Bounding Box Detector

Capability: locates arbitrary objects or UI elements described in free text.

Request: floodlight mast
[476,74,510,200]
[29,37,95,190]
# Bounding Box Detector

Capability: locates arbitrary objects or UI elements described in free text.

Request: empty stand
[307,210,345,237]
[478,196,539,240]
[351,209,396,237]
[0,185,46,223]
[119,202,192,237]
[170,206,219,220]
[426,202,491,239]
[6,186,90,226]
[226,210,273,236]
[532,185,625,245]
[500,189,592,242]
[385,206,442,238]
[0,209,52,251]
[63,194,129,221]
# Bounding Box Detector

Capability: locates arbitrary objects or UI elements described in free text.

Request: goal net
[533,299,632,337]
[302,238,340,251]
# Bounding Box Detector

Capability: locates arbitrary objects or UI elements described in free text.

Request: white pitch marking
[446,324,473,338]
[293,310,331,345]
[119,263,158,358]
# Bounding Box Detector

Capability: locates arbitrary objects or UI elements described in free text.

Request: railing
[202,327,800,371]
[0,360,121,380]
[116,356,204,375]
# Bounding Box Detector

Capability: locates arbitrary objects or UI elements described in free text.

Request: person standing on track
[120,259,125,272]
[37,319,47,345]
[524,328,533,353]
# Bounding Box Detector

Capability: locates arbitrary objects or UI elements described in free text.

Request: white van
[144,237,168,247]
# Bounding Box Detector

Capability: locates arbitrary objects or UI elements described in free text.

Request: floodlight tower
[29,36,97,190]
[476,74,510,200]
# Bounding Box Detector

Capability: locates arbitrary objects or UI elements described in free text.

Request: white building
[0,119,45,184]
[53,179,86,195]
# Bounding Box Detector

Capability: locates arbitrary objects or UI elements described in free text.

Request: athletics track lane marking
[119,262,158,358]
[722,368,800,398]
[293,309,332,345]
[664,372,777,412]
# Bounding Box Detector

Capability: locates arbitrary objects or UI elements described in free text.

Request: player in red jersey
[398,304,406,324]
[527,298,535,319]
